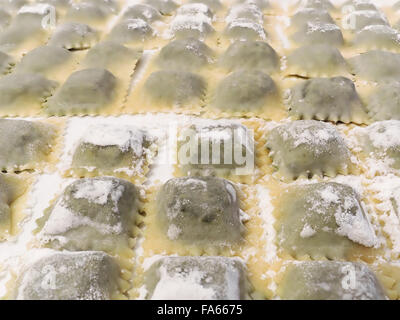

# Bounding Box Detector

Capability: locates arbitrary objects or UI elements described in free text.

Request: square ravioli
[167,11,215,40]
[64,2,114,28]
[107,19,155,46]
[366,82,400,120]
[287,77,368,124]
[290,22,344,47]
[354,121,400,172]
[266,120,355,180]
[0,119,57,171]
[274,182,378,260]
[36,177,140,255]
[156,176,244,247]
[45,68,118,115]
[122,4,163,22]
[177,122,254,179]
[15,251,122,300]
[0,73,57,116]
[0,173,28,239]
[277,261,386,300]
[48,22,99,50]
[144,256,248,300]
[69,123,157,181]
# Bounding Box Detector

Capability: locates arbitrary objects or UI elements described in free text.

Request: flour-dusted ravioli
[358,121,400,171]
[266,120,353,180]
[366,82,400,120]
[45,68,117,115]
[275,182,377,259]
[224,18,267,41]
[84,0,119,13]
[0,73,57,115]
[168,12,214,39]
[0,119,57,171]
[108,19,155,45]
[0,9,11,31]
[64,2,112,27]
[286,44,348,77]
[48,22,99,50]
[302,0,335,11]
[226,4,263,24]
[236,0,270,9]
[189,0,222,11]
[213,70,278,114]
[122,4,162,22]
[0,51,14,75]
[353,25,400,51]
[70,124,156,180]
[177,122,254,178]
[0,174,26,238]
[144,0,178,15]
[144,256,248,300]
[288,77,368,124]
[144,70,206,106]
[343,0,377,11]
[14,45,76,82]
[278,261,386,300]
[80,41,142,76]
[0,0,27,12]
[156,177,244,246]
[348,50,400,82]
[156,38,214,71]
[177,3,213,19]
[16,251,121,300]
[291,22,344,47]
[219,40,279,73]
[37,177,139,254]
[345,10,389,32]
[290,8,335,31]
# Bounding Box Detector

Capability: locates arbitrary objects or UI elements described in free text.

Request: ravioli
[0,9,11,31]
[348,50,400,82]
[345,10,389,32]
[213,70,278,113]
[0,174,26,238]
[144,256,248,300]
[302,0,335,11]
[155,38,214,71]
[0,0,27,12]
[226,4,263,24]
[64,2,112,27]
[275,182,377,259]
[0,119,56,171]
[144,70,206,106]
[14,46,76,81]
[219,40,279,73]
[290,8,335,31]
[353,25,400,51]
[189,0,222,11]
[286,44,348,76]
[177,3,213,19]
[108,19,155,45]
[70,123,155,179]
[278,261,386,300]
[122,4,162,22]
[48,22,99,50]
[169,12,214,39]
[45,68,117,115]
[80,41,142,76]
[16,251,121,300]
[0,73,57,115]
[0,51,14,75]
[358,121,400,170]
[288,77,368,124]
[266,120,353,180]
[144,0,178,15]
[343,0,377,11]
[291,22,344,47]
[366,83,400,120]
[37,177,139,254]
[177,123,254,177]
[224,18,266,41]
[156,177,244,246]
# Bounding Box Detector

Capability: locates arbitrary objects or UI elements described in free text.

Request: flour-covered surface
[0,0,399,301]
